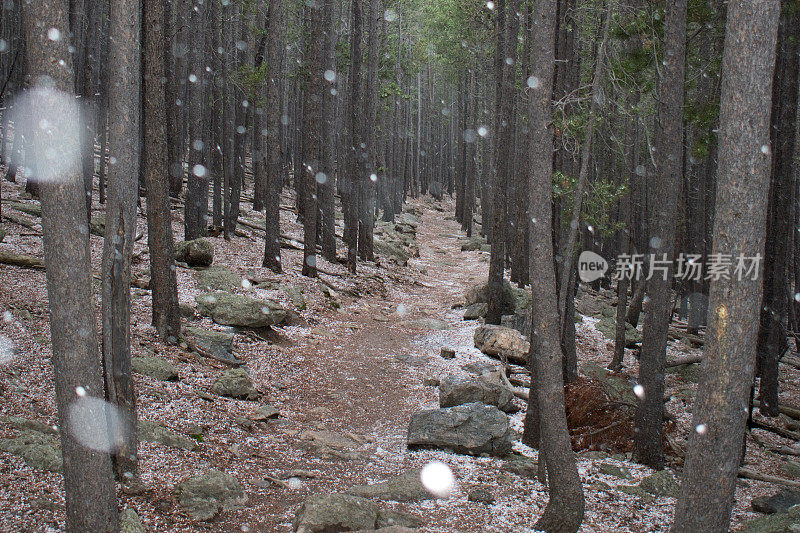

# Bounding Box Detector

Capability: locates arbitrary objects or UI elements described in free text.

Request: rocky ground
[2,176,800,532]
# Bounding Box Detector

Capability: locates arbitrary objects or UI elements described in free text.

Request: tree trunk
[262,0,283,272]
[634,0,687,470]
[344,0,363,273]
[672,1,780,530]
[24,3,119,529]
[523,0,585,530]
[301,2,322,277]
[102,0,141,480]
[756,2,798,418]
[143,0,180,343]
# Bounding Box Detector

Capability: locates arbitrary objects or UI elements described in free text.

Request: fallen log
[752,400,800,422]
[751,419,800,442]
[666,354,704,367]
[738,468,800,490]
[0,250,45,269]
[3,211,39,230]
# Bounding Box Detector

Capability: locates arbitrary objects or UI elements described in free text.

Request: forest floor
[1,176,799,532]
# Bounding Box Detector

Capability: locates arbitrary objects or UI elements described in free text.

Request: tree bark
[143,0,180,343]
[523,0,585,530]
[672,1,780,530]
[102,0,141,480]
[262,0,283,272]
[634,0,687,470]
[23,1,119,530]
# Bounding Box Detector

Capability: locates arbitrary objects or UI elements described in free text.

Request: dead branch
[0,250,45,270]
[738,468,800,489]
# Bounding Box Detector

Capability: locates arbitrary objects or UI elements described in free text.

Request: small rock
[504,455,538,478]
[468,486,495,505]
[598,462,632,480]
[293,494,379,532]
[440,347,456,359]
[119,508,145,533]
[211,368,260,400]
[184,327,241,365]
[179,304,196,318]
[250,404,281,421]
[176,470,247,521]
[284,286,306,311]
[346,468,434,502]
[461,361,499,376]
[402,318,451,330]
[196,266,243,291]
[175,238,214,267]
[422,377,440,387]
[138,420,198,451]
[438,373,516,413]
[131,355,179,382]
[234,417,254,430]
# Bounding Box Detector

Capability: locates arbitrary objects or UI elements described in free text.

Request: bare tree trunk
[102,0,141,480]
[262,0,283,272]
[634,0,687,470]
[672,1,780,530]
[144,0,180,344]
[24,3,119,529]
[523,0,584,529]
[344,0,363,273]
[756,2,798,418]
[319,0,337,262]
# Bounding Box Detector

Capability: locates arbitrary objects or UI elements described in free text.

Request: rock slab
[407,402,512,457]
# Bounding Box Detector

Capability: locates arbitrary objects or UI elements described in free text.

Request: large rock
[176,470,247,521]
[183,327,241,365]
[753,490,800,515]
[407,402,512,457]
[595,312,642,347]
[465,281,515,315]
[460,236,487,252]
[294,494,421,533]
[196,291,286,328]
[138,420,198,451]
[463,303,488,320]
[346,468,433,502]
[501,308,531,336]
[0,430,62,472]
[742,504,800,533]
[196,266,243,291]
[638,470,679,498]
[175,238,214,267]
[131,355,179,381]
[474,325,530,365]
[374,238,411,266]
[580,362,637,404]
[439,373,516,413]
[211,368,259,400]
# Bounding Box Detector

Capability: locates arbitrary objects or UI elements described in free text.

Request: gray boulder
[175,238,214,267]
[294,494,421,533]
[346,468,433,502]
[465,281,515,315]
[474,325,530,365]
[742,504,800,533]
[138,420,198,451]
[439,373,516,413]
[184,327,241,365]
[460,236,487,252]
[176,470,247,521]
[196,291,286,328]
[284,286,307,311]
[374,238,410,266]
[211,368,259,400]
[753,490,800,515]
[131,355,179,381]
[407,402,512,457]
[196,266,243,291]
[638,470,679,498]
[463,303,488,320]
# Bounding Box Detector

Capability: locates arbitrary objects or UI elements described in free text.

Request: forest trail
[0,189,784,533]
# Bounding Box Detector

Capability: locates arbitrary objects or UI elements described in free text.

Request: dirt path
[0,183,780,533]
